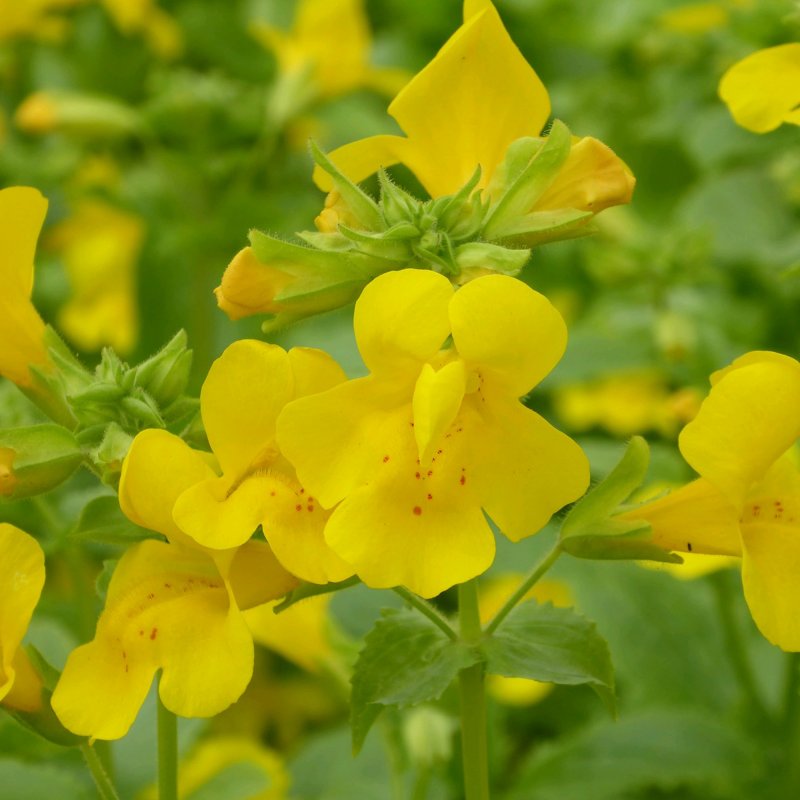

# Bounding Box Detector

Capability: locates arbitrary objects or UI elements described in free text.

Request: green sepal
[309,140,384,232]
[454,242,530,276]
[296,230,354,251]
[274,575,361,614]
[480,600,616,715]
[559,437,682,563]
[89,423,134,487]
[483,120,572,240]
[378,169,419,227]
[337,225,414,261]
[133,330,193,408]
[492,208,593,247]
[7,646,82,747]
[0,425,83,500]
[120,393,165,429]
[70,495,153,546]
[351,608,481,755]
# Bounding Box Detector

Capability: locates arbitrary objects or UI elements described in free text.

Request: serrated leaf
[507,710,754,800]
[350,608,480,755]
[70,496,153,545]
[481,601,615,714]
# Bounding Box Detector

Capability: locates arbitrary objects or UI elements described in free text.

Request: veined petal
[0,295,48,387]
[620,478,742,556]
[173,474,270,551]
[119,429,216,545]
[202,340,293,477]
[386,4,550,196]
[52,540,253,740]
[277,375,410,508]
[412,360,466,463]
[0,186,47,298]
[450,274,567,396]
[287,346,347,398]
[0,524,45,705]
[535,136,635,213]
[469,396,589,542]
[355,269,453,376]
[323,415,494,597]
[679,359,800,505]
[719,44,800,133]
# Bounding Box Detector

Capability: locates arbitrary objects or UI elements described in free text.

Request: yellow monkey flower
[719,44,800,133]
[0,186,53,390]
[51,429,299,741]
[315,0,633,209]
[0,524,45,714]
[47,199,144,355]
[171,340,354,585]
[277,270,589,598]
[621,352,800,650]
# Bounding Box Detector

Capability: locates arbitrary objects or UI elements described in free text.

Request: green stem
[458,580,490,800]
[711,573,768,722]
[393,587,458,640]
[411,767,432,800]
[81,742,121,800]
[782,653,800,790]
[485,544,562,635]
[157,691,178,800]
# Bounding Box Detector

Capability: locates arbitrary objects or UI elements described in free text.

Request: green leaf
[70,496,153,546]
[481,601,615,714]
[507,710,754,800]
[0,759,93,800]
[559,437,681,563]
[350,608,480,755]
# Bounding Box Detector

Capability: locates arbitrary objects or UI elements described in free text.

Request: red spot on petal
[383,455,390,462]
[139,630,144,636]
[437,450,443,455]
[150,628,158,640]
[295,504,303,511]
[147,593,155,600]
[427,493,433,500]
[460,475,466,485]
[427,470,433,477]
[164,583,172,589]
[413,506,422,516]
[299,488,305,494]
[415,472,421,479]
[270,491,276,497]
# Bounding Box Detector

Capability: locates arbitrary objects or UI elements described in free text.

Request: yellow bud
[14,92,58,134]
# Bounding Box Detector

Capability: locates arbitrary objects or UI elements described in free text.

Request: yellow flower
[554,372,702,438]
[139,737,290,800]
[251,0,408,102]
[47,200,144,355]
[0,524,45,713]
[51,429,299,740]
[0,186,52,389]
[719,44,800,133]
[245,594,336,674]
[658,3,729,34]
[480,574,572,705]
[0,0,81,42]
[277,270,589,598]
[171,340,353,585]
[315,0,633,208]
[621,351,800,650]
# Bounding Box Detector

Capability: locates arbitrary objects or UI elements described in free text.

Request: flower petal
[469,396,589,541]
[202,341,293,477]
[0,186,47,298]
[536,136,635,213]
[323,419,494,597]
[620,478,742,556]
[354,269,453,376]
[679,358,800,505]
[277,375,410,508]
[119,429,216,544]
[719,44,800,133]
[450,274,567,396]
[412,360,467,463]
[0,524,45,704]
[226,540,300,610]
[173,474,270,550]
[386,5,550,196]
[287,346,347,398]
[52,540,253,739]
[312,134,408,192]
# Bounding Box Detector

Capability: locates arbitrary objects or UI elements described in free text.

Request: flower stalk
[157,689,178,800]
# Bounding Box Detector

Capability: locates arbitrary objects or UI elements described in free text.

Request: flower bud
[0,425,83,501]
[134,331,193,408]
